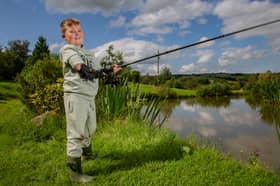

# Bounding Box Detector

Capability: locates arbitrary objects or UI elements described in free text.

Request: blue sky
[1,0,280,74]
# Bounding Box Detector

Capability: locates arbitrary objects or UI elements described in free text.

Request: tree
[0,51,17,80]
[27,36,50,65]
[7,40,30,74]
[100,45,124,67]
[99,45,124,84]
[159,67,172,84]
[131,70,140,83]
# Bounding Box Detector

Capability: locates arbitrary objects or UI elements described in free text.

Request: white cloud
[179,20,190,30]
[141,0,176,13]
[128,25,173,36]
[196,50,214,64]
[196,37,215,49]
[130,0,213,35]
[213,0,280,38]
[200,68,208,73]
[147,64,171,75]
[49,42,64,52]
[156,35,164,43]
[197,17,207,24]
[177,50,213,74]
[218,46,265,66]
[268,36,280,54]
[180,30,192,37]
[179,63,195,73]
[43,0,143,15]
[132,0,212,26]
[109,16,126,28]
[197,50,214,64]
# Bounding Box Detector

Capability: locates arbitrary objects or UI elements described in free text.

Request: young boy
[59,18,120,183]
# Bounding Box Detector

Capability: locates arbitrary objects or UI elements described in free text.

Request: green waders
[82,145,97,160]
[67,156,93,183]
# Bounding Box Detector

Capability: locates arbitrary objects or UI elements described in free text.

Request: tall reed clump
[261,78,280,104]
[245,72,280,104]
[96,82,166,127]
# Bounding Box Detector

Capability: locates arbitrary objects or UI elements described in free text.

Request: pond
[161,97,280,173]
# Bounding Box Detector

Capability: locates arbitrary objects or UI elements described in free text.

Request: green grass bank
[0,82,279,186]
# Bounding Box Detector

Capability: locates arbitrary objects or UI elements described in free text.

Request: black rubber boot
[82,145,97,160]
[67,156,93,183]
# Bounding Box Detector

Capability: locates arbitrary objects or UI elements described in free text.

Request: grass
[0,81,20,100]
[0,82,279,185]
[129,83,243,98]
[129,83,196,97]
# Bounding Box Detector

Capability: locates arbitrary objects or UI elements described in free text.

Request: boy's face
[63,24,84,47]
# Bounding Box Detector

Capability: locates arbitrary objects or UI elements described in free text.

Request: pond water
[161,97,280,173]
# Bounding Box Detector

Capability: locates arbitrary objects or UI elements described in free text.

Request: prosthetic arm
[78,63,113,81]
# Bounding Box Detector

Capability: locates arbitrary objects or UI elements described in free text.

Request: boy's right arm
[60,46,84,70]
[60,45,118,80]
[78,64,113,80]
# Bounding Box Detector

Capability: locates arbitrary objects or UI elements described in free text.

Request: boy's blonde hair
[60,18,81,38]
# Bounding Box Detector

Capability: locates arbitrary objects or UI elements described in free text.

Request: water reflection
[162,97,280,173]
[246,96,280,143]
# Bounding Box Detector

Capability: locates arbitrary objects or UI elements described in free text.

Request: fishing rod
[121,19,280,68]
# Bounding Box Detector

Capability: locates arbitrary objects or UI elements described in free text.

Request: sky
[1,0,280,74]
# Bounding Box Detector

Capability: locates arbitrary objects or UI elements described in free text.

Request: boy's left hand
[112,64,122,73]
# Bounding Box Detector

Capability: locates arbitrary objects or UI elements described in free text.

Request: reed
[246,73,280,104]
[261,78,280,104]
[96,82,166,126]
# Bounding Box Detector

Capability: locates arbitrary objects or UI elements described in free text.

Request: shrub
[197,82,231,97]
[17,58,62,113]
[29,78,64,114]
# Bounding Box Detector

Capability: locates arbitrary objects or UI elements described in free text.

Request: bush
[29,78,64,114]
[197,83,231,97]
[17,58,62,113]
